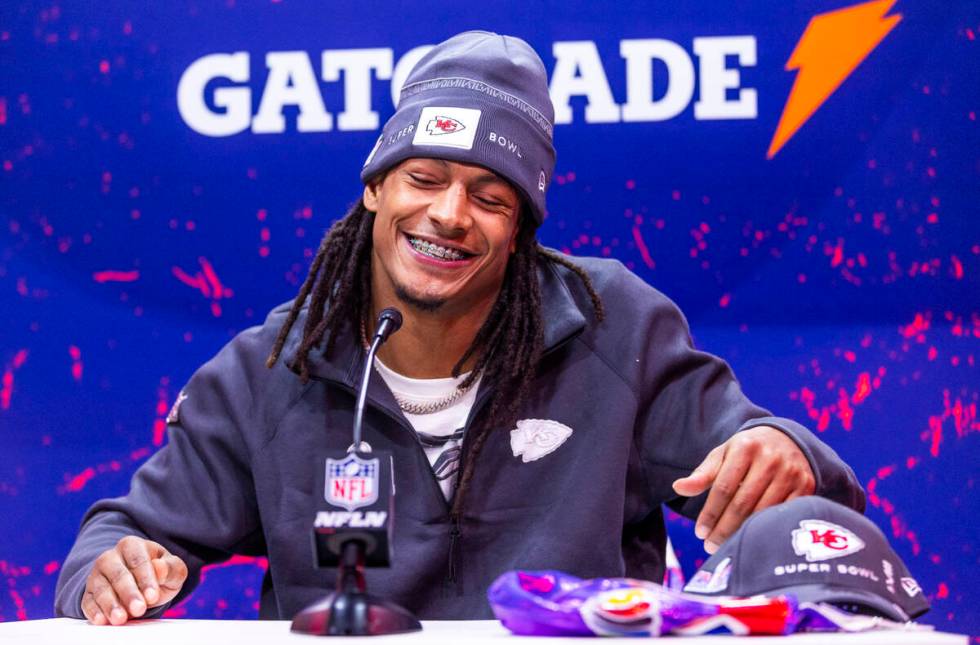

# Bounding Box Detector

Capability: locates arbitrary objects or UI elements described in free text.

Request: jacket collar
[538,259,589,353]
[285,259,588,387]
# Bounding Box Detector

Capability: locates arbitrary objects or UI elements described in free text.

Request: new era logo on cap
[901,577,922,597]
[792,520,865,562]
[413,107,481,150]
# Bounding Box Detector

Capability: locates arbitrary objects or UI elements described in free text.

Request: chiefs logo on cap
[791,519,865,562]
[426,116,465,135]
[413,106,481,150]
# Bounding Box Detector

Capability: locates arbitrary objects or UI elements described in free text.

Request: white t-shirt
[373,357,481,501]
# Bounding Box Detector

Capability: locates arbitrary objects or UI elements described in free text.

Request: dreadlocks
[265,197,604,517]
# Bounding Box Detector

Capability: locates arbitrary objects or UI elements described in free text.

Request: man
[55,31,863,625]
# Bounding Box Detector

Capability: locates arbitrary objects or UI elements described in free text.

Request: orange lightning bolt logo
[767,0,902,159]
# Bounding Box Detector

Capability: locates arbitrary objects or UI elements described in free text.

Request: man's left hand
[671,426,815,554]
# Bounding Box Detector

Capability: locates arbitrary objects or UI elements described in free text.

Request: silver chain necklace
[360,319,474,415]
[392,386,472,415]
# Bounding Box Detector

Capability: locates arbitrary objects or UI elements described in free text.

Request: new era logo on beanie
[683,496,929,623]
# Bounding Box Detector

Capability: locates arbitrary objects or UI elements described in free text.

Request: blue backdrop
[1,0,978,636]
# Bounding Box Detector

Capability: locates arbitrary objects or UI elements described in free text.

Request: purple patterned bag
[488,570,929,637]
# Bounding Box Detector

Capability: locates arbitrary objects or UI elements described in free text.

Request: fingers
[151,553,189,606]
[86,571,129,626]
[98,547,148,619]
[672,444,725,498]
[750,470,797,515]
[118,536,160,607]
[694,426,817,554]
[84,537,185,626]
[703,462,774,553]
[747,439,815,515]
[693,445,751,543]
[80,587,107,625]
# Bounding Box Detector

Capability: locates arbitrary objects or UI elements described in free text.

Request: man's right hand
[81,536,188,625]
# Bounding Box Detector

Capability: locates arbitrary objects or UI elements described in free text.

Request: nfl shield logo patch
[325,454,379,511]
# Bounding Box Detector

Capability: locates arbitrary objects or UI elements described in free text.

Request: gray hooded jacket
[55,254,864,620]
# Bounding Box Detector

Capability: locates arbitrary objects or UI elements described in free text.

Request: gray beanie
[360,31,556,225]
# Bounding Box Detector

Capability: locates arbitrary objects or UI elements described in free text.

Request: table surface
[0,618,968,644]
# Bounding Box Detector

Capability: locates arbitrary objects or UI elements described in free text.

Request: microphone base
[290,591,422,636]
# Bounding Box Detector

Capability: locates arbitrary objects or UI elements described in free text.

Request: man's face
[363,158,522,317]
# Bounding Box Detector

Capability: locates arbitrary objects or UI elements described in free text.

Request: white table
[0,618,967,644]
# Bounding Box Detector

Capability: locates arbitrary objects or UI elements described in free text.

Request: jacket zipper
[440,333,585,587]
[447,512,461,583]
[443,381,496,587]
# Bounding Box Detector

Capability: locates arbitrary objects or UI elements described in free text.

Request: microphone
[352,308,402,451]
[293,307,421,636]
[373,307,403,343]
[317,307,403,567]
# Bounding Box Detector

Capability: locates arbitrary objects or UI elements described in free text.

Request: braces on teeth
[409,236,467,261]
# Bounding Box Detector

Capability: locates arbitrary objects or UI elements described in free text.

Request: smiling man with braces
[57,30,865,626]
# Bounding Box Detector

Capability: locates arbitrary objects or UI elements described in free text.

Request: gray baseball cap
[360,31,556,225]
[683,496,929,622]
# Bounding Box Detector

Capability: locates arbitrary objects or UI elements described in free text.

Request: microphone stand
[291,309,421,636]
[291,541,420,636]
[351,311,392,454]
